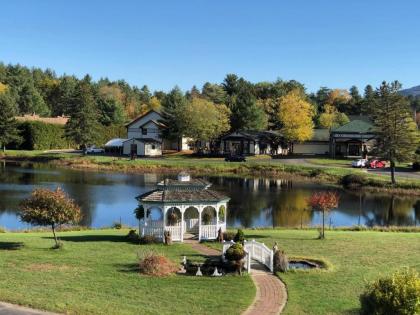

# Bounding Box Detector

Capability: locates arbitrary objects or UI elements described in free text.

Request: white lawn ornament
[182,256,187,265]
[211,267,222,277]
[196,266,203,276]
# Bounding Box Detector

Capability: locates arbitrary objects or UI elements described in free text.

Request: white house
[122,110,191,157]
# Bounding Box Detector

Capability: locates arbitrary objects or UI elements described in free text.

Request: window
[141,128,147,135]
[151,145,156,150]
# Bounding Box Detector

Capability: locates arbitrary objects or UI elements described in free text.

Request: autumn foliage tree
[20,188,82,248]
[277,90,315,149]
[308,191,339,239]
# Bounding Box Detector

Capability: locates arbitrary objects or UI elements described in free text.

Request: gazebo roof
[157,178,211,190]
[137,188,229,203]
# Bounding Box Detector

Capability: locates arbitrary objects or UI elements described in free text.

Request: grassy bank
[2,150,420,194]
[0,229,254,315]
[210,229,420,315]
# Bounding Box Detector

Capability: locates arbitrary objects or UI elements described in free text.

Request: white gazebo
[136,173,229,242]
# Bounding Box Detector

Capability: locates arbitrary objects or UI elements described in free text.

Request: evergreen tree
[202,82,226,104]
[363,84,376,116]
[349,85,362,115]
[65,78,100,149]
[18,83,50,116]
[160,87,188,143]
[373,81,420,184]
[230,81,267,131]
[0,92,21,151]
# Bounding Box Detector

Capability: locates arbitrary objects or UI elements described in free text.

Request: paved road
[278,158,420,180]
[0,302,58,315]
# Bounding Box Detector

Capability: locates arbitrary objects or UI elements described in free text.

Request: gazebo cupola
[136,173,229,242]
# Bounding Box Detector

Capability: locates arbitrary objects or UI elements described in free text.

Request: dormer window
[141,128,147,135]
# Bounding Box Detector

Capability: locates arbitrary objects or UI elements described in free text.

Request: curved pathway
[0,302,59,315]
[185,240,287,315]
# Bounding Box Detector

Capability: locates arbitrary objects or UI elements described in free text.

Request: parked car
[368,159,387,169]
[84,146,105,154]
[351,159,367,168]
[225,155,246,162]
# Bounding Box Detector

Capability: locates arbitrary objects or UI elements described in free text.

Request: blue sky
[1,0,419,93]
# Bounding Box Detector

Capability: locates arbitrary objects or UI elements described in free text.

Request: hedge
[14,122,126,150]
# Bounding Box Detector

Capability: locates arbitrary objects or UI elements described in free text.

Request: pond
[0,162,419,230]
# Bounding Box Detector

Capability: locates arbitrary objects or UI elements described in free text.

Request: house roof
[138,119,166,129]
[221,130,282,141]
[123,138,162,144]
[332,119,374,134]
[137,188,229,203]
[125,110,162,127]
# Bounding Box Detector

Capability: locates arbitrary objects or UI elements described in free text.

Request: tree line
[0,63,419,174]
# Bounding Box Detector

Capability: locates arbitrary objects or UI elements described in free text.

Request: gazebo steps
[184,233,198,240]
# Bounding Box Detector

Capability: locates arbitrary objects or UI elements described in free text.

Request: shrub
[233,229,245,243]
[112,222,122,229]
[309,168,323,178]
[223,231,236,241]
[360,268,420,315]
[413,161,420,171]
[225,243,246,275]
[139,235,159,244]
[138,251,178,276]
[273,250,289,272]
[126,229,140,243]
[341,174,367,189]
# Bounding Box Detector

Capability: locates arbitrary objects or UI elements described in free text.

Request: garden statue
[211,267,222,277]
[196,266,203,276]
[164,230,172,245]
[217,227,223,243]
[272,242,279,252]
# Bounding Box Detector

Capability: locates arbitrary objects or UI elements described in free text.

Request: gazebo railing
[165,225,182,241]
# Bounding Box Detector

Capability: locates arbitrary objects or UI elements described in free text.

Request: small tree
[20,188,82,248]
[309,191,339,239]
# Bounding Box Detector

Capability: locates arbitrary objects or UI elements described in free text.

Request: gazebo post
[216,207,219,233]
[180,207,185,242]
[162,206,167,243]
[198,207,202,242]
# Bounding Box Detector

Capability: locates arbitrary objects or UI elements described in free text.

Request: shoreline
[2,153,420,196]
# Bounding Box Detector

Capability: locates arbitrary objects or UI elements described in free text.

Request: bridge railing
[222,239,274,272]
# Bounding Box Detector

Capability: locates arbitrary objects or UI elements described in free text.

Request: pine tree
[160,86,188,144]
[0,92,21,151]
[229,81,267,131]
[373,81,420,184]
[65,79,100,149]
[363,84,376,116]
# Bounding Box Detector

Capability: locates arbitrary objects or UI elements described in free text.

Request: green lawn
[220,229,420,315]
[0,229,255,315]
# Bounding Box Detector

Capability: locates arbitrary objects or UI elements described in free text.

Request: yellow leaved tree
[277,90,315,147]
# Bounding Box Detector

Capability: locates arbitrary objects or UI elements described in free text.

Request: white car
[84,146,105,154]
[351,159,367,168]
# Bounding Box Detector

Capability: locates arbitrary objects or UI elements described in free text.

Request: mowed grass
[234,229,420,315]
[0,229,255,315]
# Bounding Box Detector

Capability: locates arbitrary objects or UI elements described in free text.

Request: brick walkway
[185,240,287,315]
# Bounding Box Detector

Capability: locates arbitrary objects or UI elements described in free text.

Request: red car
[368,159,387,169]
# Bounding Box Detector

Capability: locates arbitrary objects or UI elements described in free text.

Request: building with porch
[220,130,287,156]
[136,173,229,242]
[330,118,376,158]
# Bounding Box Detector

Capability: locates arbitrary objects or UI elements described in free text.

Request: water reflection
[0,163,419,229]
